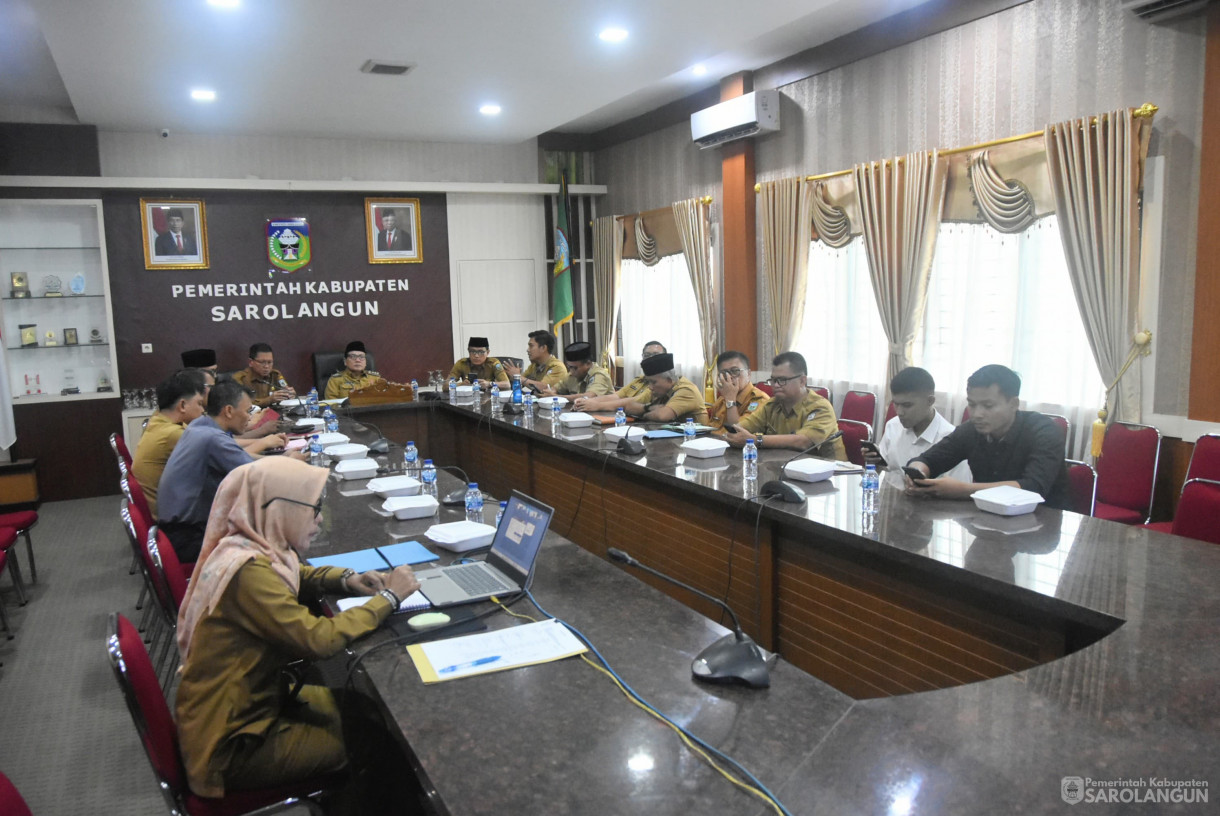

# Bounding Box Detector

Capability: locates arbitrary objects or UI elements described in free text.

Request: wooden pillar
[1189,5,1220,420]
[720,72,759,364]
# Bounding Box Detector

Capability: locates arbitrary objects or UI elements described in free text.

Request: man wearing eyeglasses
[232,343,296,407]
[324,340,385,400]
[724,351,847,459]
[550,341,614,396]
[157,381,299,562]
[707,350,770,431]
[447,337,510,389]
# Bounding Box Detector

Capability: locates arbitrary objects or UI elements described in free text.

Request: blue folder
[378,540,440,567]
[309,549,391,573]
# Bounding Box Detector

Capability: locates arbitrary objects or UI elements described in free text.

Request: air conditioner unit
[1120,0,1212,22]
[690,90,780,149]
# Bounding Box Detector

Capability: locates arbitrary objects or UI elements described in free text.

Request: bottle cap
[468,482,478,489]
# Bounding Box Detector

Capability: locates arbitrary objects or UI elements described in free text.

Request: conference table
[307,396,1219,814]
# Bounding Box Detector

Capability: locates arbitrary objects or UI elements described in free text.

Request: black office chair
[311,351,377,395]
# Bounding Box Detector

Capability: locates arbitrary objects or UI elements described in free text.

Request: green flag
[551,172,574,332]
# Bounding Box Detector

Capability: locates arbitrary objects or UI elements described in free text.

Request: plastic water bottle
[410,378,419,399]
[615,407,626,427]
[495,500,507,528]
[523,391,534,410]
[403,440,419,477]
[490,383,501,414]
[862,464,879,515]
[308,434,324,466]
[307,388,319,418]
[420,459,438,497]
[325,410,339,434]
[512,375,523,405]
[743,439,758,482]
[464,483,484,523]
[448,378,457,403]
[471,379,481,403]
[684,417,696,439]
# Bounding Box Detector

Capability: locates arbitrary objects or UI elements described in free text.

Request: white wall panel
[446,194,546,362]
[99,131,538,183]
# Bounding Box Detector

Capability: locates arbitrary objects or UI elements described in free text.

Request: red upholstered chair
[1043,413,1070,455]
[1146,433,1220,534]
[0,511,39,585]
[1065,459,1097,516]
[109,431,134,473]
[1165,478,1220,546]
[837,419,873,467]
[840,390,877,427]
[107,612,336,816]
[1093,422,1161,525]
[960,406,971,423]
[884,402,897,427]
[144,525,189,687]
[811,385,831,402]
[0,771,33,816]
[0,526,27,607]
[754,381,774,397]
[0,549,14,639]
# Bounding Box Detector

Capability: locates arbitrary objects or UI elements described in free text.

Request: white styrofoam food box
[424,520,497,552]
[971,485,1045,516]
[559,412,594,428]
[333,458,379,480]
[324,443,369,461]
[366,475,421,497]
[783,458,837,482]
[680,437,730,458]
[382,495,439,519]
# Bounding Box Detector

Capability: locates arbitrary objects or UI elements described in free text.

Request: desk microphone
[607,548,772,688]
[338,406,392,454]
[613,425,646,457]
[434,464,474,505]
[760,430,844,504]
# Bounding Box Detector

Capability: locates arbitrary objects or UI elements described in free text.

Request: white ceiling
[8,0,934,144]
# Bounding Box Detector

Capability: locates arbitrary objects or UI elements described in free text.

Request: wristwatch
[725,400,737,408]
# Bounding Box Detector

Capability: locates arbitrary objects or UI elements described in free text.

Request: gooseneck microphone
[607,548,772,688]
[344,414,392,454]
[434,464,474,506]
[760,429,844,504]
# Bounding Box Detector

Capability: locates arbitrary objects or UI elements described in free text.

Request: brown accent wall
[1189,5,1220,421]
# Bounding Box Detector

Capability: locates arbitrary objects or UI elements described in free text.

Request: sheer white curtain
[619,254,705,384]
[793,237,889,411]
[916,218,1104,459]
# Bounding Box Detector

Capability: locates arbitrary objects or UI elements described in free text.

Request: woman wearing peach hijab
[174,456,418,805]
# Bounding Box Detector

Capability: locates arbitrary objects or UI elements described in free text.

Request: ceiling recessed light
[190,89,216,102]
[598,28,628,43]
[479,104,502,116]
[207,0,240,8]
[692,64,707,76]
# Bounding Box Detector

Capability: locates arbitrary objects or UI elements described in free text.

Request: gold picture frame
[365,197,422,264]
[140,198,210,269]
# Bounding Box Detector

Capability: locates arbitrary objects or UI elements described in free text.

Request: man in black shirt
[906,364,1070,509]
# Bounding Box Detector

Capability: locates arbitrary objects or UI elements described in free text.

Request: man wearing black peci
[905,364,1070,509]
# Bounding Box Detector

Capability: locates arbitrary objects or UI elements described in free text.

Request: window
[916,219,1103,457]
[619,254,705,384]
[794,237,888,405]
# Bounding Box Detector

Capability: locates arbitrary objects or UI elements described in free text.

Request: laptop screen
[488,492,553,577]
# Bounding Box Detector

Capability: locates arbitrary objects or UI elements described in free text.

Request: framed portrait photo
[365,197,422,264]
[140,198,209,269]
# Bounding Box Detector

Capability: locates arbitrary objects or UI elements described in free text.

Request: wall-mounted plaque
[64,328,78,346]
[19,324,37,347]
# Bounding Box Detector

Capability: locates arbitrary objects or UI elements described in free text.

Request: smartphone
[724,424,740,434]
[902,466,927,482]
[860,439,886,467]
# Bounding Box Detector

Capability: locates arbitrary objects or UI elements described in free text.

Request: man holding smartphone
[866,367,970,481]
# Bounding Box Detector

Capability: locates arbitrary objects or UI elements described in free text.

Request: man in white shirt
[866,367,971,481]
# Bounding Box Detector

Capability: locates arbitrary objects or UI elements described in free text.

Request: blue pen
[438,655,501,674]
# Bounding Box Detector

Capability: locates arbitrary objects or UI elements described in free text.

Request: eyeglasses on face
[719,367,747,378]
[261,496,324,517]
[251,357,274,367]
[766,374,804,387]
[468,348,488,355]
[346,353,367,361]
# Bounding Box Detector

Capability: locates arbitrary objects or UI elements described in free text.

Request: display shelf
[0,199,119,403]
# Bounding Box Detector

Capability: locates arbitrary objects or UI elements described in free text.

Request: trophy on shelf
[89,328,104,344]
[98,369,113,392]
[43,330,57,347]
[10,272,30,299]
[23,373,43,396]
[19,324,37,348]
[69,273,86,296]
[64,328,78,346]
[61,368,80,396]
[43,275,63,297]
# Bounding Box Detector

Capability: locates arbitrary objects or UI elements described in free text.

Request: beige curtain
[853,150,948,386]
[672,198,717,388]
[810,181,853,247]
[968,150,1037,233]
[759,178,815,354]
[1045,109,1151,424]
[592,215,624,377]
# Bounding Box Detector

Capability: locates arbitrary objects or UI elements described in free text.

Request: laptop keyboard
[444,565,512,595]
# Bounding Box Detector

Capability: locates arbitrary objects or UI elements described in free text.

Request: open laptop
[416,490,554,608]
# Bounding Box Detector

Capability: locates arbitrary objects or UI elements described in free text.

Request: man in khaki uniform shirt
[502,329,566,391]
[132,369,208,517]
[448,336,510,387]
[551,341,614,396]
[707,350,770,431]
[576,352,709,424]
[725,351,847,460]
[324,340,385,400]
[231,343,295,407]
[615,340,666,403]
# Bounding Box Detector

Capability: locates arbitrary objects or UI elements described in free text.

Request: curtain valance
[618,206,684,261]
